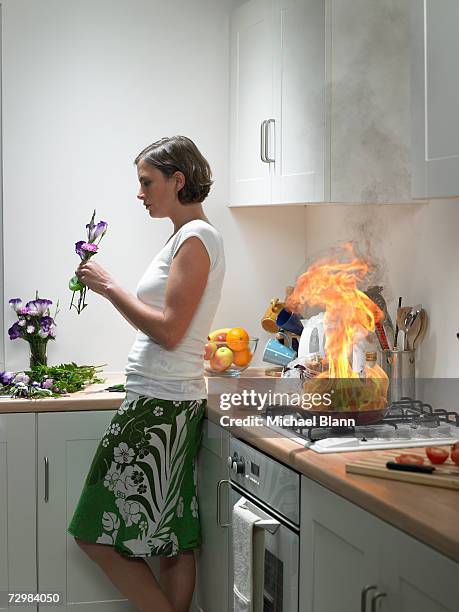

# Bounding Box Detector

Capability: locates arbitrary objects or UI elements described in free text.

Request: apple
[209,347,234,371]
[204,341,218,360]
[215,332,227,343]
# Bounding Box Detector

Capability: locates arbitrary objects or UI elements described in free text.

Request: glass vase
[28,339,48,369]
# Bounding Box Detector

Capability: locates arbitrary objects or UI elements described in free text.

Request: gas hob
[262,398,459,453]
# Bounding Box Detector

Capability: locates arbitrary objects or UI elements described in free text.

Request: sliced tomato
[451,448,459,466]
[425,446,449,464]
[395,453,424,465]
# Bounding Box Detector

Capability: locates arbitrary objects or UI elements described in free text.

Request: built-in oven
[217,437,300,612]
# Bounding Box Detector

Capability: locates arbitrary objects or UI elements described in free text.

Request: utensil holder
[381,349,415,403]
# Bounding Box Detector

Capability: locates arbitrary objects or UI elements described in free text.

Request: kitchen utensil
[393,296,402,349]
[386,461,435,474]
[275,308,304,336]
[365,286,395,348]
[381,349,415,403]
[403,304,422,349]
[406,311,422,350]
[261,298,285,333]
[346,450,459,490]
[413,309,428,349]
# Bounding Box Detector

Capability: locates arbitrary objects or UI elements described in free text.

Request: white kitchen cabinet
[193,419,230,612]
[380,524,459,612]
[230,0,421,206]
[300,476,459,612]
[300,477,381,612]
[229,0,326,206]
[411,0,459,198]
[229,0,275,206]
[37,410,137,611]
[0,413,37,612]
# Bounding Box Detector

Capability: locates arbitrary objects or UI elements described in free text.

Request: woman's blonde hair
[135,136,213,204]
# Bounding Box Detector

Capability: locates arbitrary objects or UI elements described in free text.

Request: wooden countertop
[0,369,457,563]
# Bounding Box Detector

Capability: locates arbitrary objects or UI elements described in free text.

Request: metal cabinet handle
[371,592,387,612]
[260,120,267,162]
[361,586,377,612]
[217,479,231,527]
[265,118,275,163]
[44,456,49,502]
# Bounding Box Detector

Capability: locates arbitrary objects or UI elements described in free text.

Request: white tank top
[124,220,225,400]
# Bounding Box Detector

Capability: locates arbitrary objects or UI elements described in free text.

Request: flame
[287,243,388,410]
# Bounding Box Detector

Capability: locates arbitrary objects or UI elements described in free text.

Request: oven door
[228,485,299,612]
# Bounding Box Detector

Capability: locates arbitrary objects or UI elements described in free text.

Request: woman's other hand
[75,261,116,297]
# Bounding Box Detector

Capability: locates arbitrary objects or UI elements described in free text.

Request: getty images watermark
[218,389,356,428]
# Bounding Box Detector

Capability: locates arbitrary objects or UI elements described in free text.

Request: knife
[386,461,459,476]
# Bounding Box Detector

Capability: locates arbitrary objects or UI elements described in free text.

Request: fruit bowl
[204,328,258,376]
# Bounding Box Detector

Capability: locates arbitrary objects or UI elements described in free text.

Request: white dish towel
[232,497,265,612]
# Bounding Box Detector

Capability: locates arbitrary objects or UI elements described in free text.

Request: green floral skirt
[67,393,206,558]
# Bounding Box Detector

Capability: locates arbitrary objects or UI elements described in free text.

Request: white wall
[304,200,459,379]
[2,0,306,372]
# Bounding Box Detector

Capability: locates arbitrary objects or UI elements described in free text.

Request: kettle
[298,313,326,358]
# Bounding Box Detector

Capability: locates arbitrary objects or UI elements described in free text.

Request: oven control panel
[229,437,300,525]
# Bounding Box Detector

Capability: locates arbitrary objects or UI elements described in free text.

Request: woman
[67,135,225,612]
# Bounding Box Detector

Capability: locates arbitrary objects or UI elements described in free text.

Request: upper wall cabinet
[229,0,425,206]
[411,0,459,199]
[229,0,326,206]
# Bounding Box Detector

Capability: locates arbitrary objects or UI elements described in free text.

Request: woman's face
[136,160,182,218]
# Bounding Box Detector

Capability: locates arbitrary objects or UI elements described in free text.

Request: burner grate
[263,397,459,443]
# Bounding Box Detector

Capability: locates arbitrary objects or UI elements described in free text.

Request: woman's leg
[160,550,196,612]
[75,537,174,612]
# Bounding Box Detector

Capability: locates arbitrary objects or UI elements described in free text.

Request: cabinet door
[380,523,459,612]
[37,411,138,611]
[272,0,326,204]
[193,419,230,612]
[0,413,37,612]
[300,477,381,612]
[411,0,459,198]
[229,0,274,206]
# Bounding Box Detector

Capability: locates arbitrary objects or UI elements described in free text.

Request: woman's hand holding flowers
[75,260,116,298]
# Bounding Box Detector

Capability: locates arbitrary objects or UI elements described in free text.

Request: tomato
[395,453,424,465]
[451,441,459,452]
[425,446,449,464]
[451,449,459,466]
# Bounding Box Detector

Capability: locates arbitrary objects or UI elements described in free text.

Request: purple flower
[38,328,49,339]
[18,318,26,327]
[26,299,52,317]
[14,372,30,384]
[75,241,98,261]
[8,322,22,340]
[0,371,15,385]
[9,298,23,313]
[42,378,53,389]
[86,220,108,243]
[19,307,29,315]
[48,325,57,338]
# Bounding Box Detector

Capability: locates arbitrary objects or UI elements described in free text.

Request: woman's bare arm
[104,237,210,349]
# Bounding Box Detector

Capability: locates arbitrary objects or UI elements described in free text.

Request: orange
[226,327,250,352]
[232,348,252,367]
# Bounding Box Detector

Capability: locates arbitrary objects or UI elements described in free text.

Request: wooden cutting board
[346,449,459,490]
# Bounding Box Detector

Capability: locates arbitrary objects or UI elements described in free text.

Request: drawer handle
[361,585,377,612]
[44,456,49,502]
[217,479,230,527]
[371,591,387,612]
